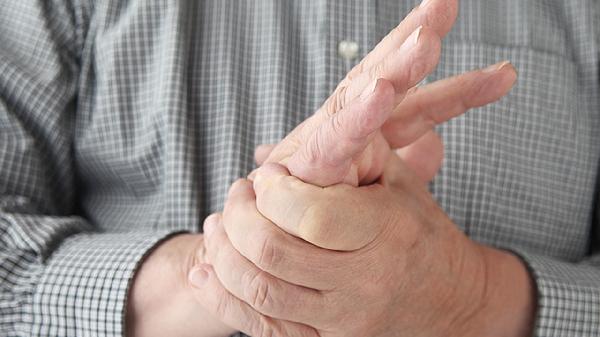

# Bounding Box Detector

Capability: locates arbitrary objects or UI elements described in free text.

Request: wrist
[463,243,537,337]
[127,233,234,337]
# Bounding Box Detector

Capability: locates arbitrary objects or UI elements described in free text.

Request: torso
[74,0,600,260]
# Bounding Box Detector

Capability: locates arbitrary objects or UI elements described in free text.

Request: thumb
[395,129,444,184]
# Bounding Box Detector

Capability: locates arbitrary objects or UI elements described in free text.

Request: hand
[127,234,235,337]
[256,0,516,187]
[186,0,520,334]
[193,155,536,337]
[255,58,516,185]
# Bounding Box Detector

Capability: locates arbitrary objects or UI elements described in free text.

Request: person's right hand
[254,0,517,187]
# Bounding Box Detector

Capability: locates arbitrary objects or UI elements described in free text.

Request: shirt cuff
[511,250,600,336]
[26,231,183,337]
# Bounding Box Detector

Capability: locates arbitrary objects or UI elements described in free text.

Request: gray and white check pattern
[1,0,599,336]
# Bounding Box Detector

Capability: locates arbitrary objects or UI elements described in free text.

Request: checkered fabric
[1,0,599,336]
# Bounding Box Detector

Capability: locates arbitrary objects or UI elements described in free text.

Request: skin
[255,0,515,188]
[194,157,535,337]
[127,0,527,335]
[126,234,235,337]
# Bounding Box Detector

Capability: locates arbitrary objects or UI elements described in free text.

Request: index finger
[345,0,458,82]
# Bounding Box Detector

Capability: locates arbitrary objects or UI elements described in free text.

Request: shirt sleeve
[0,1,179,336]
[510,250,600,336]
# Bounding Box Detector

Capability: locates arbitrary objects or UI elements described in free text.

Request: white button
[338,40,359,60]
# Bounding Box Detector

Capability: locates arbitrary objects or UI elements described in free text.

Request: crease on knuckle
[330,112,352,142]
[325,85,348,117]
[245,270,275,312]
[255,229,280,271]
[368,60,386,82]
[301,130,325,168]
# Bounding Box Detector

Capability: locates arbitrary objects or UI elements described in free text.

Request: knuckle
[368,60,386,82]
[325,85,348,117]
[330,113,345,138]
[254,229,281,271]
[298,201,333,247]
[301,132,324,168]
[244,270,276,312]
[346,61,366,81]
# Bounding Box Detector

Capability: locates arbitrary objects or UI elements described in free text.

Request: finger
[355,132,393,185]
[254,144,276,166]
[263,1,455,168]
[188,264,318,337]
[322,26,441,119]
[383,61,518,148]
[253,164,392,251]
[379,145,434,194]
[287,27,442,187]
[287,78,395,186]
[223,179,347,289]
[396,129,443,184]
[344,0,458,82]
[203,214,329,327]
[264,0,458,167]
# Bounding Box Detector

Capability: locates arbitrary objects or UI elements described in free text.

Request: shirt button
[338,40,359,60]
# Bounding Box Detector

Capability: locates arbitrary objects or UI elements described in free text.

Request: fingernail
[482,60,512,73]
[360,78,380,101]
[203,214,218,238]
[409,25,423,47]
[188,266,209,288]
[248,168,258,180]
[421,0,434,7]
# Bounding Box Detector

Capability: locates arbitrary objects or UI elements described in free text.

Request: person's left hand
[190,154,536,337]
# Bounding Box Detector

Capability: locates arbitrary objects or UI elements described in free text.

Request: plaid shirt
[1,0,599,336]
